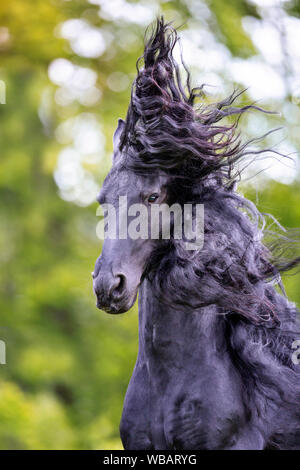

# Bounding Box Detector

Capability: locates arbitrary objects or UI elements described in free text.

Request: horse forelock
[119,17,276,185]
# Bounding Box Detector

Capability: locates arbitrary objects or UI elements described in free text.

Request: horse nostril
[113,274,126,296]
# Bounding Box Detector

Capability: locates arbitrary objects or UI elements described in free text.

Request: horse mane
[120,17,276,182]
[120,17,300,324]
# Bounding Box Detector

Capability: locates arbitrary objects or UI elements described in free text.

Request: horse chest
[148,348,245,449]
[120,288,248,449]
[137,314,245,448]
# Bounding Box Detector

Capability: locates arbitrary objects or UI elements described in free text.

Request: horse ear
[112,118,125,163]
[113,118,125,148]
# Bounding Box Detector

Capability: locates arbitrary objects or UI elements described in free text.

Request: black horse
[93,19,300,450]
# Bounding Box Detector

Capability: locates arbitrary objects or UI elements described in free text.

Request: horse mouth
[96,292,137,315]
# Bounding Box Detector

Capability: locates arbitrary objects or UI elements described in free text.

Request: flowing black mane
[120,17,300,326]
[120,18,274,183]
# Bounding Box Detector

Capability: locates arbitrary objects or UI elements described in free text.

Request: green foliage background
[0,0,299,449]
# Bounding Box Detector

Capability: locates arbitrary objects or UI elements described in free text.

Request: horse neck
[137,278,228,364]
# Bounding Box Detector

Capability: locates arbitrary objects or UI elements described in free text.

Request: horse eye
[148,193,159,203]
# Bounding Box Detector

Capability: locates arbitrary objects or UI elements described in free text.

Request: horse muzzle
[92,270,137,314]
